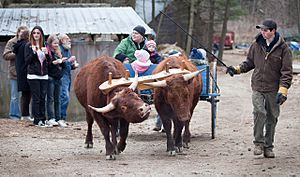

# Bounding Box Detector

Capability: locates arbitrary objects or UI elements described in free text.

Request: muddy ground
[0,50,299,177]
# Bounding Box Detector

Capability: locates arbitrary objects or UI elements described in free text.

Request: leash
[160,10,229,68]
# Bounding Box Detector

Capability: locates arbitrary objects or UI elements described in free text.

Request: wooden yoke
[99,68,192,95]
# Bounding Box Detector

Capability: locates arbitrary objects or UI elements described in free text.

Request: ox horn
[88,102,115,113]
[183,69,205,81]
[143,80,167,88]
[128,71,138,91]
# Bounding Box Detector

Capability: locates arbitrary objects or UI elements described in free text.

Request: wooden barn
[0,7,153,119]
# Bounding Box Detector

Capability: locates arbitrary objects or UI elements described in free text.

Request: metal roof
[0,7,153,36]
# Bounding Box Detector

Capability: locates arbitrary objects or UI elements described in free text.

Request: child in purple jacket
[145,40,162,64]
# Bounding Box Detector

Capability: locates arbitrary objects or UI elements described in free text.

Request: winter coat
[239,32,293,91]
[48,50,64,80]
[13,39,30,92]
[113,35,147,63]
[145,49,162,64]
[24,43,50,76]
[2,37,18,79]
[59,45,74,80]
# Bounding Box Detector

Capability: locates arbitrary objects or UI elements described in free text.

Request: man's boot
[254,144,263,155]
[264,148,275,158]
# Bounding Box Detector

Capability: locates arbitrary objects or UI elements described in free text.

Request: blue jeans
[60,74,71,120]
[155,114,162,129]
[47,77,61,121]
[9,79,21,119]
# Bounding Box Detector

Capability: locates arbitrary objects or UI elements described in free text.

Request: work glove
[226,66,241,77]
[276,87,288,105]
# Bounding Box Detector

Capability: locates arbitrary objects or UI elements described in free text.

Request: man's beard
[62,42,71,49]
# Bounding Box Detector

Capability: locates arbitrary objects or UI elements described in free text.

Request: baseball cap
[256,20,277,30]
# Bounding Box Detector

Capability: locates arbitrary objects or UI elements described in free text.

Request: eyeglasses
[32,32,40,34]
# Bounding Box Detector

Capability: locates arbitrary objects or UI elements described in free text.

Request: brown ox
[146,55,202,155]
[74,56,151,160]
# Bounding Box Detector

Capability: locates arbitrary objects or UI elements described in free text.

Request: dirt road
[0,50,299,176]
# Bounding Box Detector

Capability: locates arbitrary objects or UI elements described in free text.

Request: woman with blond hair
[24,26,51,127]
[46,34,65,126]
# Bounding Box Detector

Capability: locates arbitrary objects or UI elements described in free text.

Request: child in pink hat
[131,49,152,74]
[145,40,162,64]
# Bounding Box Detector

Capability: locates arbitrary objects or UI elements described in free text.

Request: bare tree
[297,0,300,34]
[156,0,167,39]
[207,0,215,61]
[152,0,155,21]
[186,0,196,54]
[143,0,146,21]
[217,0,230,63]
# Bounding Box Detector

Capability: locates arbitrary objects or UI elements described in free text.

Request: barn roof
[0,7,153,36]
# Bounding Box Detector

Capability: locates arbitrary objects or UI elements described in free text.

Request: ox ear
[143,80,167,88]
[88,102,115,113]
[183,69,204,81]
[128,71,138,91]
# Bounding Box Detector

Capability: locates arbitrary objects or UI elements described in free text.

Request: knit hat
[146,40,156,48]
[134,49,151,66]
[131,50,152,73]
[133,25,146,37]
[256,20,277,30]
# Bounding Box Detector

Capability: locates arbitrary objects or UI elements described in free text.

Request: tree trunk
[186,0,195,54]
[152,0,155,21]
[297,0,300,34]
[218,0,230,64]
[143,0,146,21]
[208,0,215,62]
[156,1,167,39]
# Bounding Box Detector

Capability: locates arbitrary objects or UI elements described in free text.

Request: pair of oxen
[74,54,202,160]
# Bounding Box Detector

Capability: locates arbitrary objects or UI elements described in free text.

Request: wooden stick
[125,70,129,80]
[108,72,112,85]
[166,62,169,73]
[181,60,185,70]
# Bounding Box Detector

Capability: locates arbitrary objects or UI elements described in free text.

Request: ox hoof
[183,143,189,149]
[114,147,120,155]
[84,143,93,148]
[106,154,116,160]
[168,150,176,156]
[176,147,183,153]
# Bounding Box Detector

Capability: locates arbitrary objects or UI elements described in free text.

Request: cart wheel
[211,61,218,139]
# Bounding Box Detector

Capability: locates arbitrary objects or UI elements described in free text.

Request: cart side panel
[198,65,209,99]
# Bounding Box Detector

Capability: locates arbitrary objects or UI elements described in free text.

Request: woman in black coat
[13,29,32,120]
[24,26,51,127]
